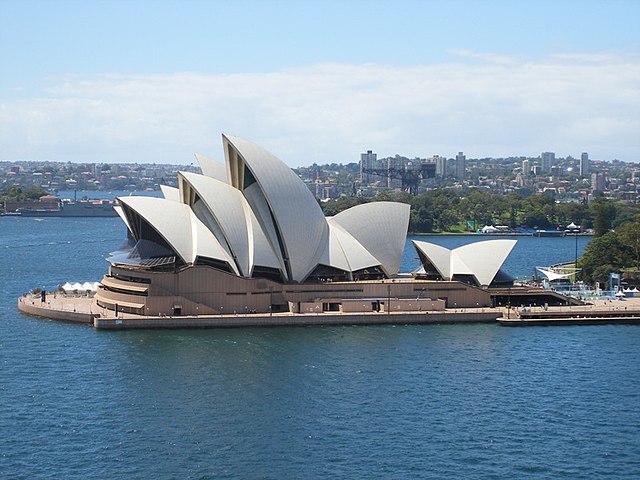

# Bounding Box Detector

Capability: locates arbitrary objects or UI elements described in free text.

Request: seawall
[18,296,96,324]
[93,311,500,329]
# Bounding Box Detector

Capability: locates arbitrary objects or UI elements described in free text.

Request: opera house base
[18,293,501,330]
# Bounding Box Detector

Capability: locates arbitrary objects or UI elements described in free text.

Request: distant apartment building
[360,150,377,185]
[522,159,531,176]
[430,155,447,178]
[455,152,466,179]
[591,172,606,192]
[580,152,590,177]
[541,152,555,173]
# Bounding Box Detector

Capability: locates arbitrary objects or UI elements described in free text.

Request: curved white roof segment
[113,205,132,233]
[454,240,516,286]
[117,196,236,273]
[160,185,181,202]
[244,202,283,272]
[111,134,409,283]
[179,171,281,277]
[412,241,451,279]
[223,134,328,282]
[323,223,381,273]
[412,239,516,286]
[179,171,250,275]
[329,202,410,277]
[194,153,227,182]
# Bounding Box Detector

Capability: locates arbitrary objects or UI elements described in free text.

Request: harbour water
[2,217,639,478]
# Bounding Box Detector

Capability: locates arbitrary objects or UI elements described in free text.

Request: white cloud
[446,49,524,65]
[1,52,638,165]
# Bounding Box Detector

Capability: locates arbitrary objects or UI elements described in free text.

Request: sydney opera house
[94,135,515,318]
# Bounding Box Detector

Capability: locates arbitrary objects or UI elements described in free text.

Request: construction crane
[361,163,436,195]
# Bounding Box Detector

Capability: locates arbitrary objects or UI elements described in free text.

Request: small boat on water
[534,229,565,237]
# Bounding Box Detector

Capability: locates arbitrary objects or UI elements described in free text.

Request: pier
[498,297,640,326]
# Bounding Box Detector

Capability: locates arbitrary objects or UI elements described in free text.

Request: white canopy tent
[61,281,100,294]
[536,267,574,282]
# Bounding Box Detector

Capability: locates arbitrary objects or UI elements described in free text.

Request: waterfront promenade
[18,293,501,329]
[500,297,640,326]
[18,292,640,329]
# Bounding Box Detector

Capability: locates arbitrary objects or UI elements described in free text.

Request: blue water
[1,218,639,479]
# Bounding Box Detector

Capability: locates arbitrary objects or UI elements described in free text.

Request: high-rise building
[430,155,447,178]
[541,152,555,173]
[591,172,606,192]
[360,150,377,185]
[522,159,531,176]
[455,152,466,179]
[580,152,590,177]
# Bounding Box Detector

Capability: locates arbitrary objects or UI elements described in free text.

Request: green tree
[617,222,640,270]
[579,231,633,284]
[591,200,616,237]
[0,185,49,201]
[459,189,494,228]
[518,194,557,229]
[410,189,461,232]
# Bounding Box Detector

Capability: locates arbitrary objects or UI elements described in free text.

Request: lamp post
[574,230,579,284]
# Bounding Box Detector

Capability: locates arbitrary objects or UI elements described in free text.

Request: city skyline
[1,0,639,166]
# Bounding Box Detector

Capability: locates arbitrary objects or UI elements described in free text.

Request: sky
[1,0,639,166]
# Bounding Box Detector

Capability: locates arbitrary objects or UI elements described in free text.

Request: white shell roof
[119,196,193,261]
[180,171,250,275]
[190,210,238,274]
[160,185,181,202]
[329,202,410,277]
[194,153,227,182]
[244,202,282,271]
[453,240,516,286]
[412,241,451,279]
[223,134,328,282]
[179,171,280,277]
[412,239,516,286]
[118,196,236,273]
[113,205,132,233]
[111,134,409,282]
[323,223,381,273]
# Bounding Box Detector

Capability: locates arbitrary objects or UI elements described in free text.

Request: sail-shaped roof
[412,239,516,286]
[329,202,410,277]
[117,196,237,273]
[223,134,329,282]
[160,185,180,202]
[110,134,410,283]
[178,171,281,277]
[194,153,227,182]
